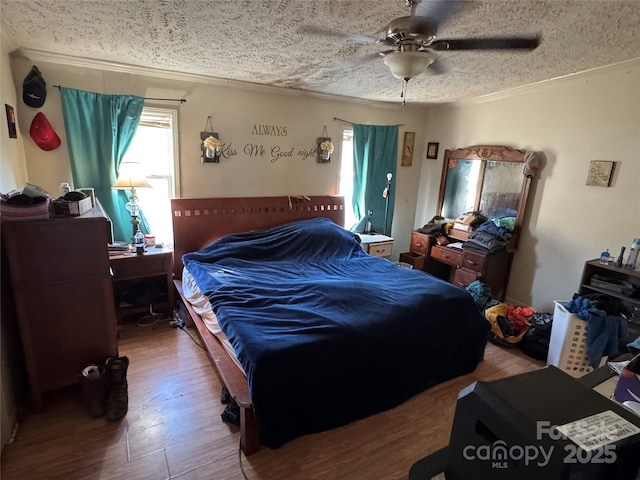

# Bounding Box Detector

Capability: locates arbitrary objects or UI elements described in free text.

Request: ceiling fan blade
[420,0,470,30]
[430,36,541,51]
[352,52,386,64]
[427,57,446,75]
[297,25,379,44]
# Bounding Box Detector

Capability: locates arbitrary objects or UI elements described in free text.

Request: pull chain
[400,78,409,106]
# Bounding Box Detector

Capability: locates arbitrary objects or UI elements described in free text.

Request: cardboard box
[76,187,95,207]
[51,196,93,216]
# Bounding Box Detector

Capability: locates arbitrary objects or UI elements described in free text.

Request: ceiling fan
[300,0,541,104]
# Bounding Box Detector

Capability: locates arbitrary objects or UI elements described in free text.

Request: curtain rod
[333,116,404,127]
[52,85,186,103]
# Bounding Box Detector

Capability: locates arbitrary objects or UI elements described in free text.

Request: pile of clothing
[466,280,554,359]
[565,294,629,368]
[484,303,535,347]
[465,210,517,252]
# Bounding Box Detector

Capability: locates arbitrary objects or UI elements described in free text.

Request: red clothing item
[507,305,534,334]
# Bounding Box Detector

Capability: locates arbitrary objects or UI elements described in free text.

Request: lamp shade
[382,51,435,80]
[112,160,151,189]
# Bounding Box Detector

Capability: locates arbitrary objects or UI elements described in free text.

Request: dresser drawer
[431,245,462,267]
[367,241,393,258]
[461,248,487,274]
[410,231,430,255]
[452,268,480,288]
[399,251,425,270]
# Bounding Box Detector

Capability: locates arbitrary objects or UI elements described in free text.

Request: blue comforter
[183,218,489,448]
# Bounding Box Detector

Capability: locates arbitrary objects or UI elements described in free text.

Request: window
[121,107,179,247]
[338,128,357,230]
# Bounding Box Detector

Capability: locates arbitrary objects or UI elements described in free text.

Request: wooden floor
[1,318,544,480]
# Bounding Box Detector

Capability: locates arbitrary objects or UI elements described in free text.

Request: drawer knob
[467,260,478,265]
[415,242,422,247]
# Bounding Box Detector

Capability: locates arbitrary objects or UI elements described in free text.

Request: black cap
[22,66,46,108]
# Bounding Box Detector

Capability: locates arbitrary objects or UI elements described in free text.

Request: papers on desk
[448,242,464,249]
[108,241,131,256]
[608,360,630,375]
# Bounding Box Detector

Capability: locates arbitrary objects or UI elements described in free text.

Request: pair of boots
[79,356,129,421]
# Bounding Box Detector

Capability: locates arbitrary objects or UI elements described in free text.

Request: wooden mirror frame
[436,145,531,250]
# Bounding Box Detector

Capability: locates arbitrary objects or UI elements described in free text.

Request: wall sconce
[201,116,221,164]
[317,126,333,163]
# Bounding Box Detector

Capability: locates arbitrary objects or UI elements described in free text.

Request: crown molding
[12,47,426,111]
[452,57,640,107]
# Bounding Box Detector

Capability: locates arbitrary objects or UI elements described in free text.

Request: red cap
[29,112,61,151]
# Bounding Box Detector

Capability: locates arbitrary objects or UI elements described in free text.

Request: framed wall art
[5,104,17,138]
[426,142,439,160]
[586,160,615,187]
[402,131,415,166]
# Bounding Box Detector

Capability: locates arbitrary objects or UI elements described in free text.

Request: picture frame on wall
[426,142,439,160]
[5,104,17,139]
[402,131,415,166]
[586,160,615,187]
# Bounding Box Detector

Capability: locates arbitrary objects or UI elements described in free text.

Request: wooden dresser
[2,203,118,408]
[399,229,511,298]
[430,244,512,300]
[400,145,537,302]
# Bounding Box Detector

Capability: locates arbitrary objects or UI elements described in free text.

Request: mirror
[479,161,523,218]
[436,145,532,249]
[441,159,481,219]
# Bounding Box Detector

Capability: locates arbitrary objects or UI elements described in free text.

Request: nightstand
[109,247,174,319]
[359,233,394,259]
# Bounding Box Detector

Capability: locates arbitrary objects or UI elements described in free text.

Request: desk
[110,247,174,318]
[408,359,637,480]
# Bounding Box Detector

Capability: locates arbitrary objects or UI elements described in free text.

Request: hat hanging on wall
[22,66,47,108]
[30,112,61,151]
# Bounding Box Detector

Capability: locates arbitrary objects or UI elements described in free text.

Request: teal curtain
[351,124,398,234]
[60,87,147,242]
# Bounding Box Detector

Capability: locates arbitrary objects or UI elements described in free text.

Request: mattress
[181,265,245,375]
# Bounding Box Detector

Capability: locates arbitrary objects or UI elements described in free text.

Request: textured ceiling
[2,0,640,106]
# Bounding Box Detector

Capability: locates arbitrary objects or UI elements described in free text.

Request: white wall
[416,59,640,311]
[8,55,433,256]
[0,31,27,193]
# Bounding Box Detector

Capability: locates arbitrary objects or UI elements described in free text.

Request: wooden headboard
[171,195,345,277]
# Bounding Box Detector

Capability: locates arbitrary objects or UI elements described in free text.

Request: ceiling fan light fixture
[382,51,435,80]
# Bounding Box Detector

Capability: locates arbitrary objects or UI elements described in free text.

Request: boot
[79,365,107,418]
[105,356,129,421]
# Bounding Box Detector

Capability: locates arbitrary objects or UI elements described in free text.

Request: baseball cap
[30,112,61,151]
[22,66,47,108]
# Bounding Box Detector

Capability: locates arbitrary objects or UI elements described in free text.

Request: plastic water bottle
[626,238,640,269]
[599,248,611,265]
[134,230,145,255]
[60,182,70,196]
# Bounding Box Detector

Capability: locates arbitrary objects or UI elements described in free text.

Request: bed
[171,196,489,454]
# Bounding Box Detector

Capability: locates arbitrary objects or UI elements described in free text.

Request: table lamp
[112,159,151,243]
